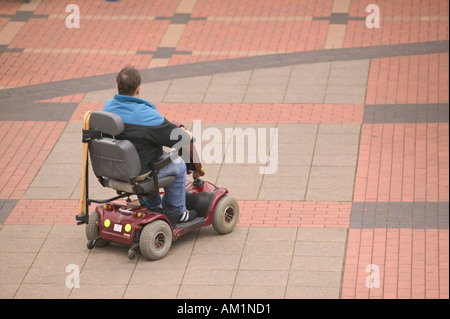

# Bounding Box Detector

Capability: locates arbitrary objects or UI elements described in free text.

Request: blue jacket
[103,94,164,126]
[103,94,189,174]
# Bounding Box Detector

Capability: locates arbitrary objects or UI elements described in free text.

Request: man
[103,66,196,223]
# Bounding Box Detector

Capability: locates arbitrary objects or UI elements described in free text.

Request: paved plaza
[0,0,448,299]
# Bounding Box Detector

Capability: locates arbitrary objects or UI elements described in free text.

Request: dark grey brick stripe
[350,202,449,229]
[0,40,447,105]
[155,13,207,24]
[364,103,449,123]
[0,102,78,121]
[0,11,48,22]
[136,47,192,58]
[313,13,365,24]
[0,45,24,54]
[0,199,18,225]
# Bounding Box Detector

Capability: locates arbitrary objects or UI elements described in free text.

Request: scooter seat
[87,111,177,197]
[102,175,175,194]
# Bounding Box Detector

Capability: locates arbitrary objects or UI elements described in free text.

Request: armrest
[149,151,178,171]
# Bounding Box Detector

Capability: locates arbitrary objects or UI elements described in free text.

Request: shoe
[164,209,180,226]
[178,210,197,223]
[152,204,165,214]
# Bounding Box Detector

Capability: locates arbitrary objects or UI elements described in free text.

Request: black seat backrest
[88,111,141,182]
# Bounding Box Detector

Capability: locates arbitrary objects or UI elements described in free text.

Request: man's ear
[135,85,141,96]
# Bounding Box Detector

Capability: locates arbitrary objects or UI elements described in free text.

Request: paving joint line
[283,226,299,298]
[303,124,320,201]
[338,228,350,299]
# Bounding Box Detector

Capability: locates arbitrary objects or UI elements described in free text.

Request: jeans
[147,154,187,218]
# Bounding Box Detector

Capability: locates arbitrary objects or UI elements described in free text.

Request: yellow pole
[77,111,92,217]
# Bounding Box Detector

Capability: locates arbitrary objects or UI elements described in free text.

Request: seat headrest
[89,111,124,136]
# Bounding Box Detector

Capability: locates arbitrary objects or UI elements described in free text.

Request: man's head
[116,66,141,96]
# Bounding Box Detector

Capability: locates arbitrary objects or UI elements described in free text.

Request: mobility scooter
[76,111,239,260]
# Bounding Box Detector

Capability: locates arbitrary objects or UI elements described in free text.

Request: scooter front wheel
[139,220,172,260]
[212,195,239,234]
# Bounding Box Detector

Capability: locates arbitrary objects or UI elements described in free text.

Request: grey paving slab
[244,85,287,103]
[249,67,292,85]
[141,81,172,103]
[124,284,180,299]
[80,59,369,106]
[14,283,72,299]
[82,88,116,103]
[178,285,233,299]
[284,84,327,104]
[69,284,128,299]
[324,93,366,104]
[323,60,369,104]
[210,71,253,86]
[231,285,286,299]
[285,286,340,299]
[143,79,200,103]
[313,143,359,156]
[23,121,117,200]
[288,270,342,287]
[167,76,212,94]
[0,225,349,299]
[203,85,247,103]
[83,59,370,106]
[24,122,83,199]
[0,284,19,298]
[287,228,347,299]
[0,252,36,268]
[304,124,360,201]
[296,228,348,242]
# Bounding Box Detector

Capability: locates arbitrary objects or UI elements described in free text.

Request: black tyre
[85,211,110,247]
[139,220,172,260]
[212,195,239,234]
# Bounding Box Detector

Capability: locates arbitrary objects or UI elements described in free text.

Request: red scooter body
[96,180,228,245]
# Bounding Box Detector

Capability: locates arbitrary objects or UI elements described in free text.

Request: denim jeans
[147,154,187,217]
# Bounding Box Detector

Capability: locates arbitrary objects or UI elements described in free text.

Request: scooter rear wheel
[139,220,172,260]
[212,195,239,234]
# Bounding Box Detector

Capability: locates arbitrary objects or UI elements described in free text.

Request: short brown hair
[116,66,141,96]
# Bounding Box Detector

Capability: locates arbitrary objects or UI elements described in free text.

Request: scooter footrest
[176,217,205,231]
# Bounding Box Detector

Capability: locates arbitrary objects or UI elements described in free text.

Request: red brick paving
[344,20,449,48]
[365,53,449,105]
[9,19,170,52]
[69,101,102,122]
[5,199,351,229]
[0,52,152,87]
[354,123,449,202]
[176,20,328,62]
[349,0,448,18]
[0,1,20,15]
[34,0,179,16]
[4,199,79,225]
[342,228,449,299]
[192,0,333,17]
[238,200,351,228]
[0,121,66,199]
